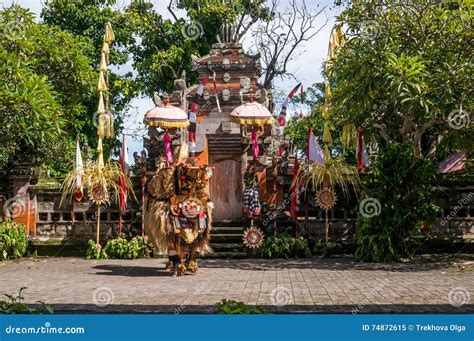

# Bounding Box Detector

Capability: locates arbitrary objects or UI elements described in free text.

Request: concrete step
[210,243,244,251]
[203,251,248,259]
[213,220,244,228]
[210,233,243,243]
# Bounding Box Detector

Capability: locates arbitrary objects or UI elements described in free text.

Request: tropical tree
[329,1,472,261]
[0,6,96,173]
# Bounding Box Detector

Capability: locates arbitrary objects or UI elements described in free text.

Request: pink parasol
[229,101,274,126]
[144,103,189,128]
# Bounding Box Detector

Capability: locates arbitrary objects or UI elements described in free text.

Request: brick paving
[0,257,472,313]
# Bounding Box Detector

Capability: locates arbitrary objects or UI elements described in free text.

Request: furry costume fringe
[144,197,214,257]
[144,197,170,253]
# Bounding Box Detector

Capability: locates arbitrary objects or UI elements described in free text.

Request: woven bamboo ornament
[342,124,357,149]
[323,121,332,143]
[104,112,114,138]
[104,22,115,44]
[97,92,105,114]
[99,52,107,72]
[321,25,347,159]
[97,138,104,167]
[102,42,110,63]
[97,72,107,92]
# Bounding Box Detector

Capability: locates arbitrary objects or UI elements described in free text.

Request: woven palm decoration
[315,187,337,210]
[242,226,265,249]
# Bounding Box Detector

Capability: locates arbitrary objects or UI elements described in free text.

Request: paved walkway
[0,257,472,313]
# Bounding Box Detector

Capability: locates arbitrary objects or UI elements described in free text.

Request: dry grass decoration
[296,159,360,243]
[61,162,134,205]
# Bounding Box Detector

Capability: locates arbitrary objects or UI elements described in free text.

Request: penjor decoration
[62,22,134,249]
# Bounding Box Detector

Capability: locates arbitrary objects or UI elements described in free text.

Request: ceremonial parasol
[144,96,189,164]
[229,100,274,126]
[144,98,190,129]
[230,99,274,161]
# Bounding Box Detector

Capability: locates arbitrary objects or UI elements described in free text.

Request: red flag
[278,83,302,126]
[196,76,208,96]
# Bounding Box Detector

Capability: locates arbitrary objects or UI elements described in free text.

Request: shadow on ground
[92,264,170,277]
[196,257,463,272]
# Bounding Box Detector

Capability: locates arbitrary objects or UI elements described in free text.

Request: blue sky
[2,0,342,162]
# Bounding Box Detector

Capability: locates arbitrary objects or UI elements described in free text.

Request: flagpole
[141,177,145,237]
[325,209,329,244]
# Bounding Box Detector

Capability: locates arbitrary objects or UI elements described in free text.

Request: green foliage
[257,232,311,259]
[354,143,442,262]
[0,287,54,314]
[0,220,28,261]
[216,299,266,314]
[331,1,472,161]
[86,234,154,260]
[0,6,96,170]
[85,239,108,260]
[103,234,153,259]
[312,240,343,258]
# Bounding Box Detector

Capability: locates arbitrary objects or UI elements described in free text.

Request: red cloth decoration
[164,133,173,164]
[252,130,259,160]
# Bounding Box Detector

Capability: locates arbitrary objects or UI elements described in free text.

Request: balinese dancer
[144,158,213,276]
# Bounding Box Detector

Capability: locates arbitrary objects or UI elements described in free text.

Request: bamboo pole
[96,206,101,245]
[325,208,329,244]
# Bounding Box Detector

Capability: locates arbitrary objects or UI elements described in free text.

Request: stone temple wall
[0,172,472,248]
